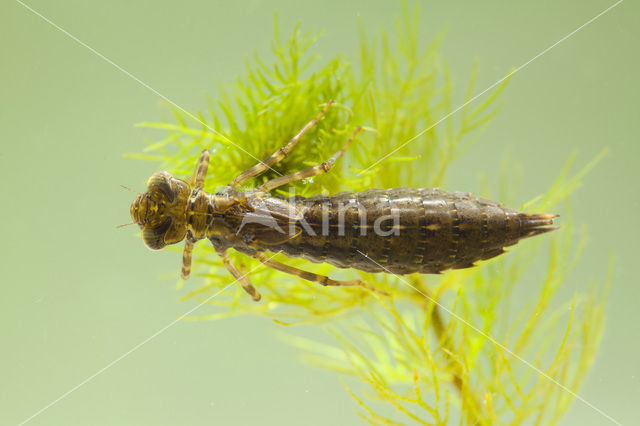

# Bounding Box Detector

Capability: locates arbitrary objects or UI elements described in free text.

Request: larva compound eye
[147,171,175,202]
[141,217,172,250]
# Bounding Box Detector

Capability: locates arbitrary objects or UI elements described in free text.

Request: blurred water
[1,1,637,425]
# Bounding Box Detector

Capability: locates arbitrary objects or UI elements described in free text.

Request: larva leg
[229,101,334,188]
[258,126,363,192]
[181,150,209,280]
[191,149,210,189]
[216,248,261,301]
[251,252,387,296]
[181,238,195,279]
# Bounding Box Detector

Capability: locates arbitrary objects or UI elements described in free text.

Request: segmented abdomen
[262,188,555,275]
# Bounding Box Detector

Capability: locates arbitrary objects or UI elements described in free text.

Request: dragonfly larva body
[129,102,556,301]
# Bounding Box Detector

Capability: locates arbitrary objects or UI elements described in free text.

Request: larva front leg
[181,236,195,279]
[181,150,210,279]
[191,149,210,189]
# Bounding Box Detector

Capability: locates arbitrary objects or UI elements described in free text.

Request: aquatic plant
[128,3,607,424]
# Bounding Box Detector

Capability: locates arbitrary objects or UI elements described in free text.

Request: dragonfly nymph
[129,102,557,301]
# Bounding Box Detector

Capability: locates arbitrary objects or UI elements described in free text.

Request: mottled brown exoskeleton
[130,102,557,301]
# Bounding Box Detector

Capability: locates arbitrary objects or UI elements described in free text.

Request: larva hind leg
[258,126,363,192]
[217,248,261,301]
[229,101,334,188]
[251,252,387,296]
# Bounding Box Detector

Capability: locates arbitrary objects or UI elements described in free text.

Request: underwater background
[1,1,638,425]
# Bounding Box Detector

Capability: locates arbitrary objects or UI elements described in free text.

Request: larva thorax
[130,171,254,249]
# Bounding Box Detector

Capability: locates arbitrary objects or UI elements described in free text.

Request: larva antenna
[116,222,136,229]
[120,184,142,195]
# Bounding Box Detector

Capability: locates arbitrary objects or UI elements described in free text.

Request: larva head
[130,171,191,250]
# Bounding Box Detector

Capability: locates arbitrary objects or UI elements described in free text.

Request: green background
[2,0,637,424]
